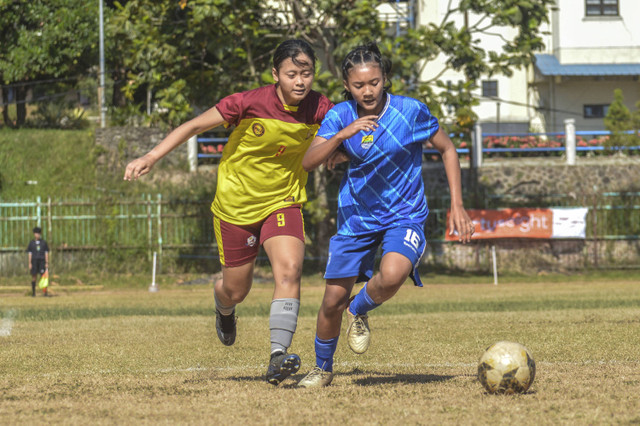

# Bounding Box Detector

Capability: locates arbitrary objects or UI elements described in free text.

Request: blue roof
[534,54,640,76]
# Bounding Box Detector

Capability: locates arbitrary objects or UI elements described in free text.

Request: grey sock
[214,292,235,316]
[269,298,300,354]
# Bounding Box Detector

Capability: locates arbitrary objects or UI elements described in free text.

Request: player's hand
[124,154,157,181]
[449,205,475,244]
[337,115,378,140]
[325,150,349,170]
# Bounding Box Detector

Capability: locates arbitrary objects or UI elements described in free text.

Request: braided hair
[341,42,392,100]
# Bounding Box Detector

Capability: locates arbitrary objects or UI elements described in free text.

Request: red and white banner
[445,207,588,240]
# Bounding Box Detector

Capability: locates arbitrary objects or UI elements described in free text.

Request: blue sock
[315,335,339,372]
[349,282,380,316]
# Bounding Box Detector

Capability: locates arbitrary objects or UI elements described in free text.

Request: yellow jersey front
[211,85,333,225]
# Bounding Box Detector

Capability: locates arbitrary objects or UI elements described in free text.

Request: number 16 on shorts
[399,225,425,258]
[404,228,421,250]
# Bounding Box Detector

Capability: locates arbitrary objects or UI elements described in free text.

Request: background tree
[631,100,640,145]
[108,0,283,127]
[604,89,635,148]
[0,0,97,128]
[273,0,553,265]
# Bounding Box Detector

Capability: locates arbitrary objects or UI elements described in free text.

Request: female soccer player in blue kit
[298,42,475,387]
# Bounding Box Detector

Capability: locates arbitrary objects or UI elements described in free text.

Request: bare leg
[262,235,305,300]
[214,261,255,306]
[364,252,412,304]
[316,277,357,340]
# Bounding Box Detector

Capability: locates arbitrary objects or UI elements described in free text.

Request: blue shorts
[324,223,426,287]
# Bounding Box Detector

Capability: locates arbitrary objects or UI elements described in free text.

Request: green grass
[0,128,211,200]
[0,129,98,199]
[1,276,639,424]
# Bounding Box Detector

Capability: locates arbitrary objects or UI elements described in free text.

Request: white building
[531,0,640,132]
[380,0,640,134]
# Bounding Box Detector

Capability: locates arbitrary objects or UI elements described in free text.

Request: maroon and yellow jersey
[211,85,333,225]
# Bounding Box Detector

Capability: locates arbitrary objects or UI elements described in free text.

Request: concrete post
[187,135,198,172]
[565,118,576,165]
[472,123,483,168]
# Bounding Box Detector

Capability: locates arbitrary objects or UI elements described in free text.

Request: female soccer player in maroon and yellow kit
[124,39,333,386]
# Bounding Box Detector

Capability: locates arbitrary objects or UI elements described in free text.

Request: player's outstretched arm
[124,107,227,181]
[429,128,475,243]
[302,115,378,172]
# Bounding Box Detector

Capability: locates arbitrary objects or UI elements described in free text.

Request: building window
[584,104,609,118]
[482,80,498,98]
[586,0,619,16]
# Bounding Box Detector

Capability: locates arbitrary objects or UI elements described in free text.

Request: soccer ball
[477,341,536,394]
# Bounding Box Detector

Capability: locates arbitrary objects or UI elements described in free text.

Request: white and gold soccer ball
[477,341,536,394]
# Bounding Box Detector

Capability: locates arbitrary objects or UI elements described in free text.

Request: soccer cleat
[266,351,301,385]
[297,366,334,388]
[346,307,370,354]
[215,308,236,346]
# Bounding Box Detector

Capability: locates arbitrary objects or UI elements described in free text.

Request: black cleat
[266,351,301,386]
[215,309,236,346]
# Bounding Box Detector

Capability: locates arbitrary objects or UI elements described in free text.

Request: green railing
[0,195,215,257]
[1,192,638,273]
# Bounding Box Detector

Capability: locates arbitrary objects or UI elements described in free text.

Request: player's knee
[321,294,349,317]
[275,257,302,281]
[378,263,410,289]
[226,291,248,305]
[218,285,250,305]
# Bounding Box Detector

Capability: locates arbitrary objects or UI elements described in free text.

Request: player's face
[344,64,386,116]
[273,54,315,106]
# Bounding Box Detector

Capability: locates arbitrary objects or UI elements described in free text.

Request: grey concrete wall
[95,127,188,173]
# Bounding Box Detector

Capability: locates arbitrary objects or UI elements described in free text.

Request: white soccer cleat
[346,308,370,354]
[298,366,334,388]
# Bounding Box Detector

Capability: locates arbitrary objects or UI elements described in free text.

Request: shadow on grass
[227,370,465,388]
[228,374,304,389]
[351,373,457,386]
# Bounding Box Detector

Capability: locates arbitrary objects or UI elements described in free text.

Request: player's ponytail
[341,41,392,100]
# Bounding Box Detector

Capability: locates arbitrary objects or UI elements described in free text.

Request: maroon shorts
[213,206,305,267]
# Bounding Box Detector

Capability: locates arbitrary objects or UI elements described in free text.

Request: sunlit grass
[1,277,639,424]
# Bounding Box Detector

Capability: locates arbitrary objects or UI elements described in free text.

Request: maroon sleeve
[215,92,245,126]
[316,95,334,124]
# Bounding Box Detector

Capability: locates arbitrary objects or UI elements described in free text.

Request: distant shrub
[31,100,90,129]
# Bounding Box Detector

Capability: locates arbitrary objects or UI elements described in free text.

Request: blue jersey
[317,93,439,236]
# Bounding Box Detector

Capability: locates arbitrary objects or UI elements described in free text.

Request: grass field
[1,274,639,424]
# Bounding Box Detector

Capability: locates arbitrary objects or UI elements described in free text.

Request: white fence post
[472,123,483,168]
[187,135,198,172]
[565,119,576,165]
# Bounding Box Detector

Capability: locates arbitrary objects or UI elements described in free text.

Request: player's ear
[342,80,349,92]
[272,67,279,83]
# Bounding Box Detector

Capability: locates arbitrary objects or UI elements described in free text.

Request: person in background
[27,227,49,297]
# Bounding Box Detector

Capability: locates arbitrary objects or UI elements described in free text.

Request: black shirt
[27,240,49,260]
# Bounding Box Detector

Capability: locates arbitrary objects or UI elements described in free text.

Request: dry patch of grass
[1,280,639,424]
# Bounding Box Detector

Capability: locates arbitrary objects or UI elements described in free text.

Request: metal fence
[0,194,213,259]
[2,191,639,275]
[189,126,640,170]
